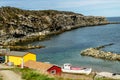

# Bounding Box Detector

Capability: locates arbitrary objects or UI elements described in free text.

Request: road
[0,64,22,80]
[0,70,22,80]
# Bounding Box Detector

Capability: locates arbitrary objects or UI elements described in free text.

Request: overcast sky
[0,0,120,17]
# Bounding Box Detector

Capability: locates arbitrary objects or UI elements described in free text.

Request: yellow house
[5,51,36,68]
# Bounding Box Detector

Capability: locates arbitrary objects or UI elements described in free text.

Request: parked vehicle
[0,56,5,63]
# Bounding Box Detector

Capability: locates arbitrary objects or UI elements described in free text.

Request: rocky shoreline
[80,46,120,61]
[0,7,109,46]
[0,20,109,46]
[1,45,45,51]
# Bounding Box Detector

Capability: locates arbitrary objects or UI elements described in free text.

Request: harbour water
[27,17,120,73]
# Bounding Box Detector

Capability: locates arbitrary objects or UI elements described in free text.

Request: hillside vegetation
[0,7,108,45]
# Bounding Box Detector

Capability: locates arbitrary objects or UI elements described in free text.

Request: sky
[0,0,120,17]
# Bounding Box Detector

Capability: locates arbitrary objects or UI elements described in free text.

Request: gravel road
[0,64,22,80]
[0,70,22,80]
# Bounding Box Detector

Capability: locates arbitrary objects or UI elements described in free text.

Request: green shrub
[22,71,54,80]
[12,68,54,80]
[0,77,2,80]
[0,16,4,21]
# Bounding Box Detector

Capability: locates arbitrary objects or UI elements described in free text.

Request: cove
[26,22,120,73]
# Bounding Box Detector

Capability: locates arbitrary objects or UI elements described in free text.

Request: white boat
[62,63,92,75]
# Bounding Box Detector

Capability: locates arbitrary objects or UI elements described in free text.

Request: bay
[26,17,120,73]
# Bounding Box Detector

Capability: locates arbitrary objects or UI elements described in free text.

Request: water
[107,17,120,22]
[26,17,120,73]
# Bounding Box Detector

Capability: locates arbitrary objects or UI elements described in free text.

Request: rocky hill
[0,7,109,45]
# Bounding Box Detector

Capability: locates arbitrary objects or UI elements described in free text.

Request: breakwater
[80,44,120,61]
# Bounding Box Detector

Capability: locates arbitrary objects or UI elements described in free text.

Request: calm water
[26,17,120,73]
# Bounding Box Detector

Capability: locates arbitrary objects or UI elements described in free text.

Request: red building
[24,60,62,75]
[47,65,61,75]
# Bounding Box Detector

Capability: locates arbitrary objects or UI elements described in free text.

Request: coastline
[1,45,45,51]
[1,7,120,51]
[80,44,120,61]
[0,7,109,50]
[4,23,109,44]
[1,21,119,51]
[1,21,115,51]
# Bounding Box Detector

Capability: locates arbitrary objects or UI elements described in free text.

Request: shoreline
[0,7,119,51]
[80,44,120,61]
[1,45,45,51]
[0,7,109,48]
[1,22,119,51]
[1,22,109,45]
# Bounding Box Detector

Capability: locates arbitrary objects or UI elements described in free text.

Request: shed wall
[47,66,62,75]
[8,56,22,65]
[23,53,36,63]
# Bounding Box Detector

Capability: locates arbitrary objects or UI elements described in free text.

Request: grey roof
[0,49,7,55]
[0,49,28,57]
[0,49,33,57]
[8,51,28,57]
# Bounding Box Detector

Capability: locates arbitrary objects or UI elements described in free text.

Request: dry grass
[61,72,95,80]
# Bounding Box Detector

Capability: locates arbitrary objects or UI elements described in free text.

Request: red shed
[47,65,62,75]
[24,60,62,75]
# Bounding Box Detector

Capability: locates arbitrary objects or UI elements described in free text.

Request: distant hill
[0,7,108,45]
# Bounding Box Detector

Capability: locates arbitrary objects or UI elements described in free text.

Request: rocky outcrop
[80,48,120,61]
[0,7,109,45]
[2,45,45,51]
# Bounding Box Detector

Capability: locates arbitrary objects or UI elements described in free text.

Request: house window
[50,70,56,75]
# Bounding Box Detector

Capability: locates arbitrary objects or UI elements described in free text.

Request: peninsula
[0,7,109,49]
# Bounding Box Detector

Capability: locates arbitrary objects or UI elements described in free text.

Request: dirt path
[61,72,94,80]
[0,64,13,68]
[0,70,22,80]
[0,64,22,80]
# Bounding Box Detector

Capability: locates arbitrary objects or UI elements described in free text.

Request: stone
[0,7,109,45]
[80,48,120,61]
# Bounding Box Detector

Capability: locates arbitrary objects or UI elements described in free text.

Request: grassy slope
[11,68,72,80]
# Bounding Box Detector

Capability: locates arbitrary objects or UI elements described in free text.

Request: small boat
[62,63,92,75]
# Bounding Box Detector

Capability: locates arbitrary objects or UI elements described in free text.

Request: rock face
[80,48,120,61]
[0,7,109,45]
[3,45,45,51]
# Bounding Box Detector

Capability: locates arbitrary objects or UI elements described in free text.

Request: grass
[2,68,117,80]
[12,68,54,80]
[11,68,76,80]
[0,74,3,80]
[10,67,118,80]
[0,77,2,80]
[22,71,54,80]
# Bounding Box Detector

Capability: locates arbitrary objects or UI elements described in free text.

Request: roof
[8,51,28,57]
[0,49,7,55]
[24,60,54,72]
[0,50,34,57]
